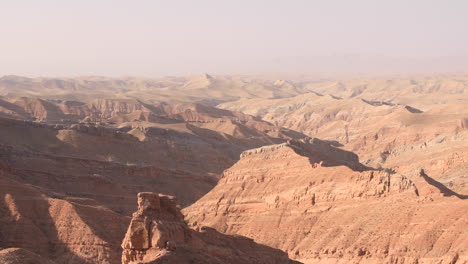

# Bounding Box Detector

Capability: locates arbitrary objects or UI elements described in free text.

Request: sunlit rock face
[185,139,468,264]
[121,192,302,264]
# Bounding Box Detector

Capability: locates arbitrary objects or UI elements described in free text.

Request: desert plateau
[1,1,467,263]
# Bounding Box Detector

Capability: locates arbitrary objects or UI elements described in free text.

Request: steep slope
[184,138,468,264]
[121,192,300,264]
[0,171,129,264]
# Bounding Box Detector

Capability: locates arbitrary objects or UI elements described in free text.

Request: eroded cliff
[122,192,301,264]
[185,138,468,263]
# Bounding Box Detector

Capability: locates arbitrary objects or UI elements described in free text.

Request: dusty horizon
[1,0,467,76]
[2,70,468,81]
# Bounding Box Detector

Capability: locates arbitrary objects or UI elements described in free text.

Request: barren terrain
[0,74,466,263]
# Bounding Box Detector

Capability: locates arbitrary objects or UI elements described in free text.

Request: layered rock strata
[185,138,468,264]
[122,192,300,264]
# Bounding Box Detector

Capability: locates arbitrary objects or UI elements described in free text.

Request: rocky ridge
[185,138,468,263]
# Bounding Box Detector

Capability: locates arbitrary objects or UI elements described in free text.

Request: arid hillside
[0,95,303,263]
[219,85,468,194]
[0,73,466,264]
[185,138,467,263]
[0,74,309,105]
[0,98,302,208]
[2,74,466,107]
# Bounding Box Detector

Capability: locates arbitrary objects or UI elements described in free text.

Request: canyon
[0,74,466,263]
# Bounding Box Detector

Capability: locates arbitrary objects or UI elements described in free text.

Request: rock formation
[0,74,467,264]
[121,192,188,263]
[0,97,304,213]
[0,97,305,264]
[122,192,301,264]
[185,139,468,263]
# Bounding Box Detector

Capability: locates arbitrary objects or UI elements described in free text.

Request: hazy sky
[1,0,467,76]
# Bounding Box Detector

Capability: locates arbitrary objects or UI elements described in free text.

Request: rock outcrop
[122,192,301,264]
[121,192,188,263]
[184,139,468,264]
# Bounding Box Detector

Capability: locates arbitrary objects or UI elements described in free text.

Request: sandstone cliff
[185,138,468,263]
[122,192,301,264]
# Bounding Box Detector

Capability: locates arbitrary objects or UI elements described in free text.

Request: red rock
[185,139,468,263]
[122,192,301,264]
